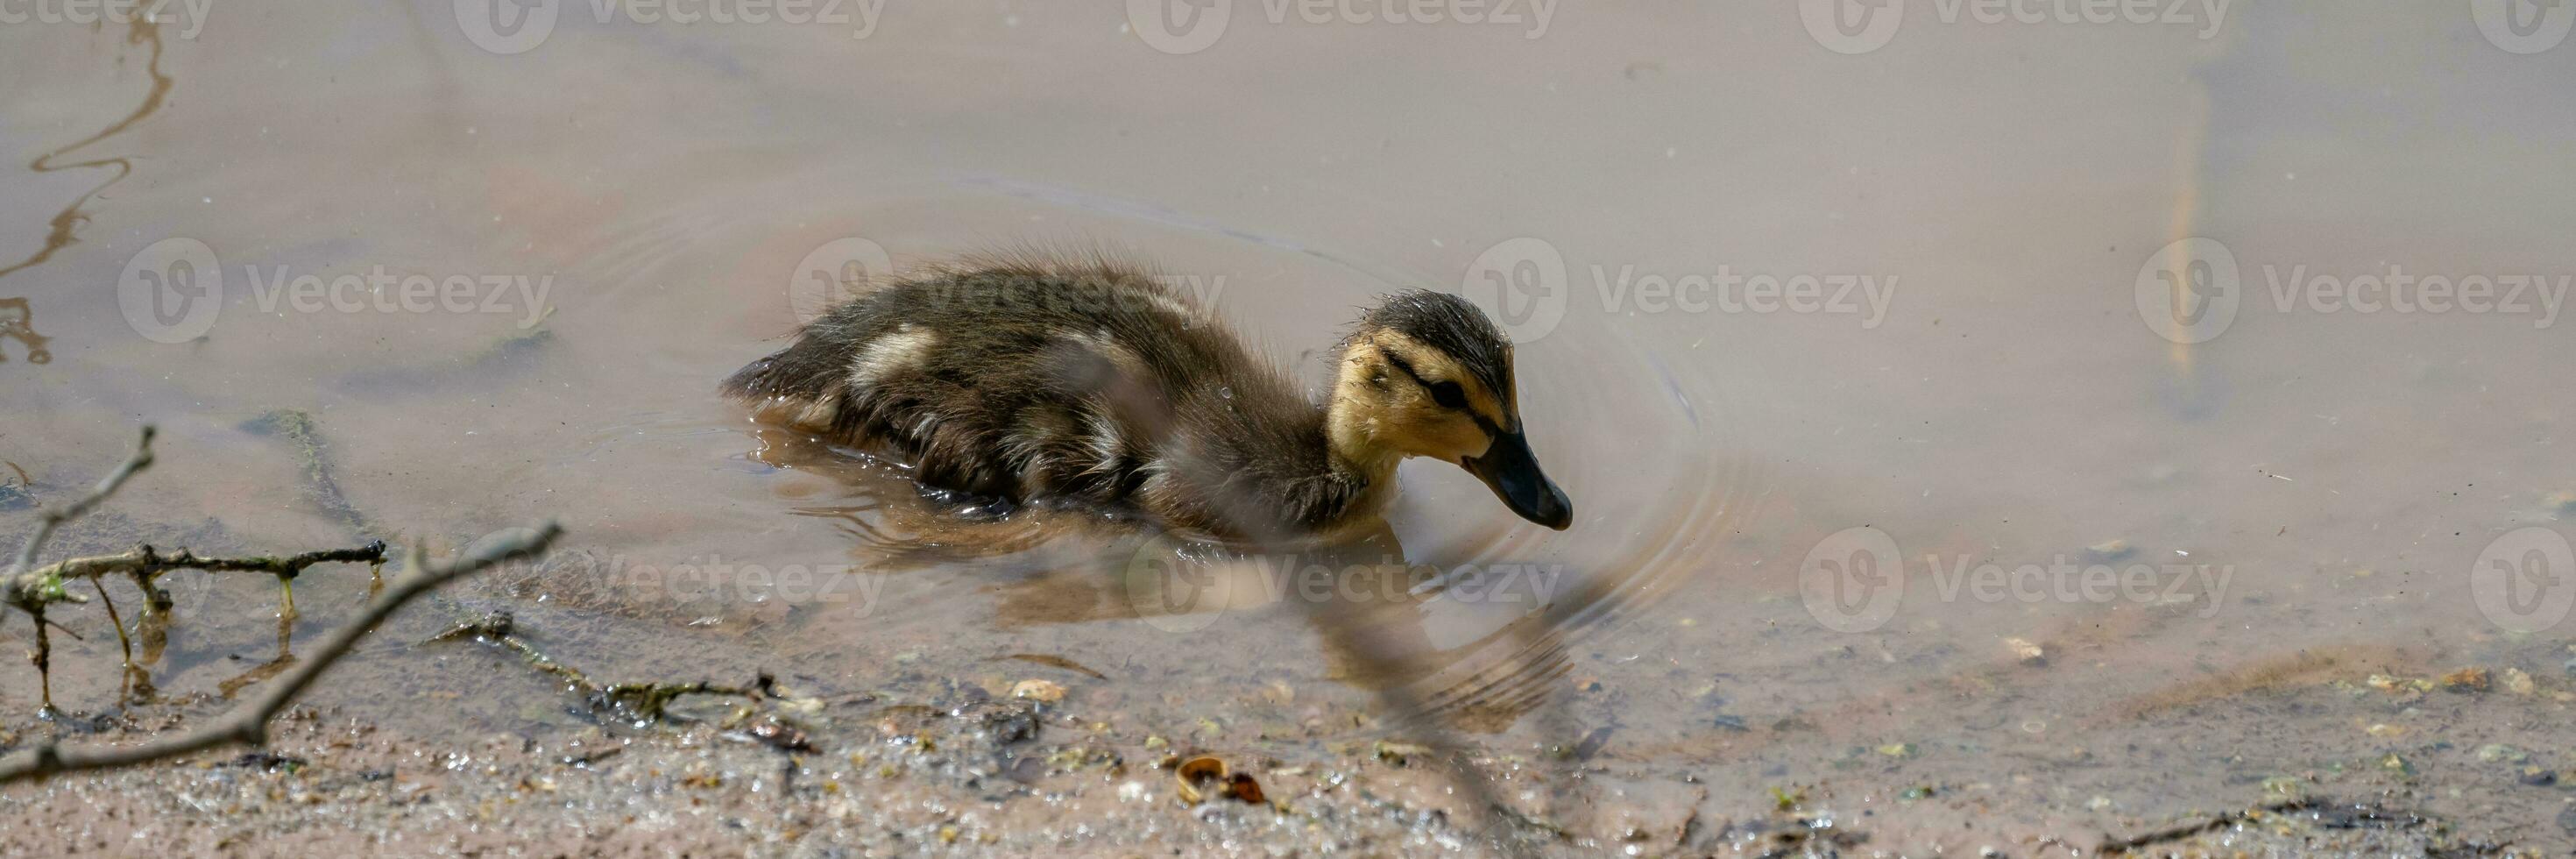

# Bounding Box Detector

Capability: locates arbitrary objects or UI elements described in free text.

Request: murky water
[4,2,2573,847]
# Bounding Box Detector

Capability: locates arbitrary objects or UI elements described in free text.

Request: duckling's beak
[1464,430,1573,530]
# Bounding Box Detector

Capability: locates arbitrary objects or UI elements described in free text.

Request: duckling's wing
[723,259,1358,540]
[723,266,1194,504]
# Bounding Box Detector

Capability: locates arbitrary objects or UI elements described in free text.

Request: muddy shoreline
[0,656,2544,856]
[4,496,2563,855]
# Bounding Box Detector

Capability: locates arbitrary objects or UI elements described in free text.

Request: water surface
[4,2,2572,847]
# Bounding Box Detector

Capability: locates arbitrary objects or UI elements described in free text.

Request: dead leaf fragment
[1170,755,1265,806]
[1223,772,1264,804]
[1174,756,1227,805]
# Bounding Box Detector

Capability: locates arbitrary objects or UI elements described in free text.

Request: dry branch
[4,427,161,710]
[0,423,563,784]
[4,430,394,612]
[0,523,561,784]
[421,610,760,722]
[4,427,154,582]
[28,543,389,590]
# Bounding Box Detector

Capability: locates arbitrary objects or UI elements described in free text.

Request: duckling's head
[1328,291,1574,530]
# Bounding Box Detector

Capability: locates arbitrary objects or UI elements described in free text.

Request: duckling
[721,254,1572,542]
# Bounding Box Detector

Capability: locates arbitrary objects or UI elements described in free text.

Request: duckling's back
[723,256,1355,538]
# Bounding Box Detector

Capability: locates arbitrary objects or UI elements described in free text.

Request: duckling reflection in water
[760,459,1575,732]
[723,252,1572,543]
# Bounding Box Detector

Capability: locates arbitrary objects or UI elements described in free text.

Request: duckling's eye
[1427,380,1468,410]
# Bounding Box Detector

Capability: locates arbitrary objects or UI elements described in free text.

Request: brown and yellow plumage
[722,254,1569,542]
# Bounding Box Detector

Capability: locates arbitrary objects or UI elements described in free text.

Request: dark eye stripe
[1383,351,1505,436]
[1382,351,1426,385]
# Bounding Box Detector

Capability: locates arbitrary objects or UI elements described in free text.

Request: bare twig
[6,543,391,614]
[4,426,393,711]
[0,522,562,784]
[6,426,154,580]
[34,543,390,586]
[2098,798,2322,854]
[419,610,760,722]
[3,427,155,710]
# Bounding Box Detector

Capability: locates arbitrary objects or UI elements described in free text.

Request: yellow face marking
[1320,331,1518,468]
[1373,331,1512,429]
